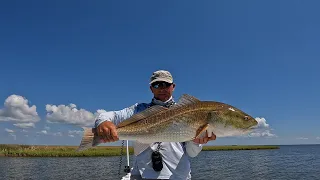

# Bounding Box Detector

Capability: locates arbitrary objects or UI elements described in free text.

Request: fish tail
[76,127,102,152]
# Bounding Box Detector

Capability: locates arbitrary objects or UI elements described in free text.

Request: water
[0,145,319,180]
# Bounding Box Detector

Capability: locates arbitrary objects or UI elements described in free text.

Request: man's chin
[156,95,169,101]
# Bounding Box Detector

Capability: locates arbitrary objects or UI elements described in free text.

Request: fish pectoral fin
[194,124,209,139]
[117,105,168,128]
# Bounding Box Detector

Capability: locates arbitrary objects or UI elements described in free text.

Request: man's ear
[150,86,154,93]
[172,83,176,90]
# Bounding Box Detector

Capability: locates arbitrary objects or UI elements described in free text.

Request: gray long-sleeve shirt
[94,97,203,179]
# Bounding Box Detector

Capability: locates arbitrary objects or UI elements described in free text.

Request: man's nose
[159,88,167,92]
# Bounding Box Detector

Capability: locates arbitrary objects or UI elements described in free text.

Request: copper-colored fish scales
[117,103,207,140]
[77,94,258,152]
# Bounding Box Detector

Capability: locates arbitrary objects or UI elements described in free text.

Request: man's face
[150,81,175,102]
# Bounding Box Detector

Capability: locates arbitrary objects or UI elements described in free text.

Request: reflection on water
[1,145,320,180]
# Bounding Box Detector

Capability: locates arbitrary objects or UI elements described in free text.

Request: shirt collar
[150,96,175,107]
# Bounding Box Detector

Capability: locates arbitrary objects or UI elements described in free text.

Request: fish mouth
[249,125,259,130]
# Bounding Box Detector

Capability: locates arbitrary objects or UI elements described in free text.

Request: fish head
[211,102,258,130]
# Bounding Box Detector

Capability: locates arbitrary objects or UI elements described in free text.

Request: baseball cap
[149,70,174,84]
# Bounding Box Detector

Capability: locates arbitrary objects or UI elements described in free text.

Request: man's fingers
[193,136,212,144]
[209,133,216,140]
[102,127,112,142]
[97,127,103,136]
[96,121,119,143]
[203,137,208,144]
[110,128,119,141]
[102,126,120,142]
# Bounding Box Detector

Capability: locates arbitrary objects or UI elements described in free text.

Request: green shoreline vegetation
[0,144,279,157]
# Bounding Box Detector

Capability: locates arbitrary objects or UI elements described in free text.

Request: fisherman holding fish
[94,70,217,180]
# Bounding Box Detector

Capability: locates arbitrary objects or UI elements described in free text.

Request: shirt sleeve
[94,103,139,127]
[185,141,203,158]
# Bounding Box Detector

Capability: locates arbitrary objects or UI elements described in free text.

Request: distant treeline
[0,144,279,157]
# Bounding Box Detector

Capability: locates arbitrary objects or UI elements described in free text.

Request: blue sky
[1,1,320,146]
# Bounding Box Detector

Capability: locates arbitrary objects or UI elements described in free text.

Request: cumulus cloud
[248,117,276,138]
[296,137,308,140]
[36,129,82,137]
[254,117,270,128]
[13,122,35,128]
[9,133,16,140]
[52,132,62,136]
[37,130,48,135]
[248,130,276,138]
[68,130,83,136]
[0,95,40,126]
[45,103,106,127]
[35,130,64,137]
[5,128,14,133]
[5,128,16,140]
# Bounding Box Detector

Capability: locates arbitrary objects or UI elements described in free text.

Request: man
[94,70,216,180]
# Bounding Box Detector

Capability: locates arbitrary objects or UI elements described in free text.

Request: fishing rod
[119,140,131,180]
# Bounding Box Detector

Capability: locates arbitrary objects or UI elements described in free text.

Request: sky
[0,1,320,146]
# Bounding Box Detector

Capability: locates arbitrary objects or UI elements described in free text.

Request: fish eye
[244,116,249,120]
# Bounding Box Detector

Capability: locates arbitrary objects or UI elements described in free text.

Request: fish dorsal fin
[178,94,201,104]
[117,105,168,128]
[172,94,200,109]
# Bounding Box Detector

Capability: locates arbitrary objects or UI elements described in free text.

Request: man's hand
[97,121,119,143]
[193,131,216,144]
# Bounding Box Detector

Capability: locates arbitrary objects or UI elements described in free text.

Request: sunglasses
[151,82,173,89]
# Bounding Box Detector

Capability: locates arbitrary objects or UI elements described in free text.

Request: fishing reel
[151,151,163,171]
[124,165,131,173]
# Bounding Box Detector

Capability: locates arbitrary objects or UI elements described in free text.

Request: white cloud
[316,137,320,140]
[247,117,276,138]
[9,133,16,140]
[37,130,48,135]
[45,103,106,127]
[13,122,35,128]
[248,130,276,138]
[0,95,40,125]
[68,134,75,138]
[254,117,270,128]
[5,128,14,133]
[44,126,50,130]
[68,130,83,136]
[296,137,308,140]
[52,132,62,136]
[5,128,16,140]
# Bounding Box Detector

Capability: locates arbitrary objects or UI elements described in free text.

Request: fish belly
[209,121,248,137]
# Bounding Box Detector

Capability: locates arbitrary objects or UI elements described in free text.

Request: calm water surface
[1,145,320,180]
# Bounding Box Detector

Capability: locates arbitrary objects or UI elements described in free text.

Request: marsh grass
[0,144,133,157]
[0,144,278,157]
